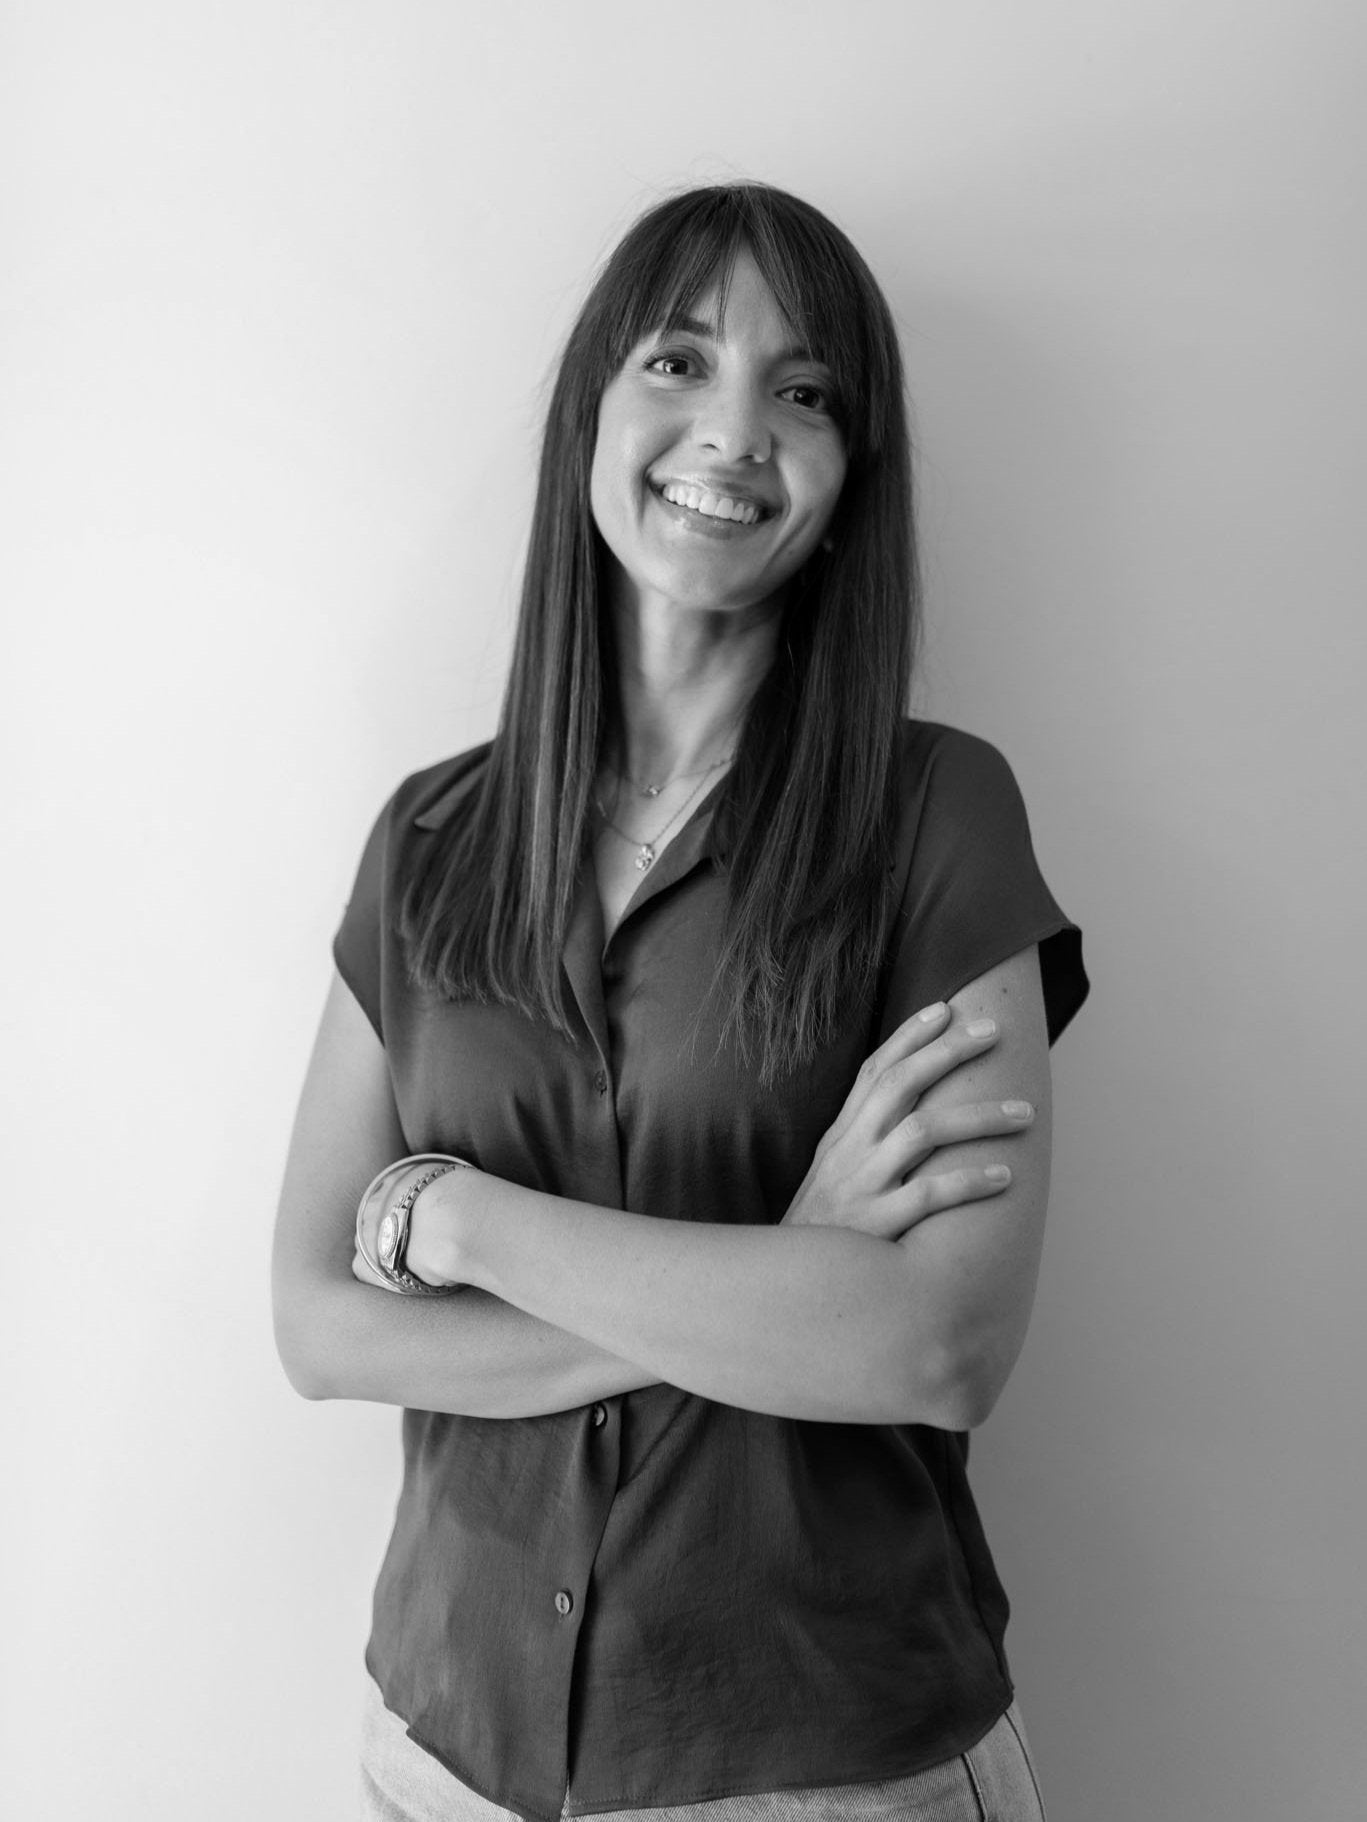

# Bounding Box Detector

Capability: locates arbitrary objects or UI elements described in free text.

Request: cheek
[587,445,610,534]
[587,387,619,523]
[803,449,847,531]
[590,406,653,528]
[588,431,629,540]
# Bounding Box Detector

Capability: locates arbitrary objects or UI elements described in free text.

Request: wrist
[406,1164,481,1288]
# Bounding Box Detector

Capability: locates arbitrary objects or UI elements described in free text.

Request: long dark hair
[400,182,918,1082]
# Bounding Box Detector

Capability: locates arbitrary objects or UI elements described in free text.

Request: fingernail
[1002,1101,1032,1119]
[918,1002,947,1022]
[985,1165,1012,1184]
[967,1018,997,1039]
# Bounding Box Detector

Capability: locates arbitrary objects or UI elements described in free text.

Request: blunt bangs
[574,185,903,470]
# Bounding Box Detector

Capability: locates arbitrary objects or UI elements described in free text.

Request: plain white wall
[4,3,1363,1817]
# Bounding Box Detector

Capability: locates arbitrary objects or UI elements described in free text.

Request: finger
[883,1164,1014,1240]
[826,1002,954,1143]
[352,1247,394,1290]
[854,1015,1004,1143]
[883,1098,1034,1177]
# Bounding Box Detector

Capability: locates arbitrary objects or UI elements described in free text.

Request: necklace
[612,749,736,799]
[594,766,721,871]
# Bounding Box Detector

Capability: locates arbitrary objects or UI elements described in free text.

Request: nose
[693,378,771,464]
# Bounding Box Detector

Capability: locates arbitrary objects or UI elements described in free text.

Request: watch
[356,1153,471,1295]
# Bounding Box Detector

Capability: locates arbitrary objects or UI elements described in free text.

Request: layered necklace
[595,747,735,872]
[615,750,733,799]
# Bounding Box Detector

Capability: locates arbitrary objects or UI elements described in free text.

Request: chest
[592,826,657,939]
[592,774,720,939]
[385,857,874,1224]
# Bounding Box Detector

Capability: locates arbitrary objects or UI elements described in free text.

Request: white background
[3,3,1364,1817]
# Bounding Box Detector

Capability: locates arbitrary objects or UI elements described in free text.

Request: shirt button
[593,1071,609,1096]
[554,1589,574,1617]
[591,1403,607,1429]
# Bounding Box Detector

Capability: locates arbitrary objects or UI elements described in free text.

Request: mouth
[651,480,774,530]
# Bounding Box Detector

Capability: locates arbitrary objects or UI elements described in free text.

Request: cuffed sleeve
[879,725,1088,1045]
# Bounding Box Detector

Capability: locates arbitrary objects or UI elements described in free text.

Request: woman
[273,182,1088,1822]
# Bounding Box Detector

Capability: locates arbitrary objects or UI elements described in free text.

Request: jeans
[359,1677,1047,1822]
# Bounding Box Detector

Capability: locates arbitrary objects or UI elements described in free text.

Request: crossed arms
[271,944,1052,1429]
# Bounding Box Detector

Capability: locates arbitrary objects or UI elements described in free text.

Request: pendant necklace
[595,765,722,872]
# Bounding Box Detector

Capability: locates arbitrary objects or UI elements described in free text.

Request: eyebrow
[663,312,824,367]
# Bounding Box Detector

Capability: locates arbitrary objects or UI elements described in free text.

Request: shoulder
[895,717,1017,793]
[372,741,495,837]
[333,742,494,1040]
[892,718,1026,851]
[342,742,493,904]
[881,719,1089,1046]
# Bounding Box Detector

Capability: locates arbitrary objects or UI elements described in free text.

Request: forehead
[647,248,823,362]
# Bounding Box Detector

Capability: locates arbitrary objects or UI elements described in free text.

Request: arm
[270,970,661,1416]
[412,946,1053,1429]
[887,943,1053,1426]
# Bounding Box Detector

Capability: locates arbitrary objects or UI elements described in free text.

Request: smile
[654,481,769,527]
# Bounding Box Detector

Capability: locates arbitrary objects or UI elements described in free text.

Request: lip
[652,475,777,512]
[648,478,778,537]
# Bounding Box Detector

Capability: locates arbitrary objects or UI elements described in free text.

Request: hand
[351,1158,466,1291]
[782,1003,1033,1242]
[403,1166,469,1289]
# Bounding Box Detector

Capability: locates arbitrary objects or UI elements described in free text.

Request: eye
[644,349,700,378]
[780,381,833,413]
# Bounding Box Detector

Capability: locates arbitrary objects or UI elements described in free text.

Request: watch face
[377,1211,399,1268]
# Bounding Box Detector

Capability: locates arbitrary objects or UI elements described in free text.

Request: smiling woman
[271,182,1088,1822]
[589,254,848,619]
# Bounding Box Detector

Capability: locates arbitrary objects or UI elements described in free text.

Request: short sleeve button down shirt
[334,720,1088,1822]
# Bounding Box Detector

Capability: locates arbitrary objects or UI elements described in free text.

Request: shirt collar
[566,787,723,1063]
[412,757,726,1062]
[412,761,488,830]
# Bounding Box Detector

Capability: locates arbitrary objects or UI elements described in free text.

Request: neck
[608,594,783,783]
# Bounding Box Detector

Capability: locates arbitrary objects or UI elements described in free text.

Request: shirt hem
[380,1677,1018,1822]
[399,1719,561,1822]
[559,1691,1014,1816]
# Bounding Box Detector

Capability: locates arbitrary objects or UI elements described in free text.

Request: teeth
[660,483,762,525]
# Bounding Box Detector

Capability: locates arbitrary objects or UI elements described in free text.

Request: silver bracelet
[355,1152,472,1295]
